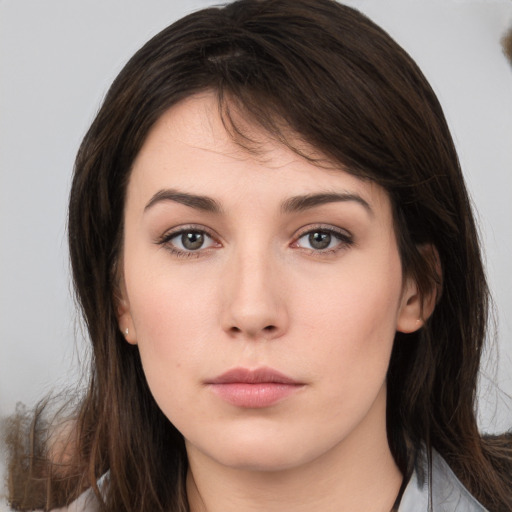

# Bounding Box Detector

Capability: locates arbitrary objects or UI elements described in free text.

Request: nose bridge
[221,240,287,339]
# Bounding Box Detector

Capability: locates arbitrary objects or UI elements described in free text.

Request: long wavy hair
[5,0,511,510]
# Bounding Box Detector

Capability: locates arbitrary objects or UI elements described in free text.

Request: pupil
[309,231,331,250]
[182,231,204,250]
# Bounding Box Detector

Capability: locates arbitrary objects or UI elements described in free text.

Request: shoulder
[399,449,488,511]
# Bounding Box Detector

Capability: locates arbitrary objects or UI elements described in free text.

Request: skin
[118,92,427,512]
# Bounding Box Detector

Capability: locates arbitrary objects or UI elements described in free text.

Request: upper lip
[207,366,301,385]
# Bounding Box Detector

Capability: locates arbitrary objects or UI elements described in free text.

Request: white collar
[399,449,488,511]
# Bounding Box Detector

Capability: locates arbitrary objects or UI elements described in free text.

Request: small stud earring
[125,327,129,336]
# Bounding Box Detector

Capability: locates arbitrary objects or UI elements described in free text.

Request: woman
[5,0,511,510]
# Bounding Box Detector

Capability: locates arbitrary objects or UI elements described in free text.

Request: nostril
[227,325,278,336]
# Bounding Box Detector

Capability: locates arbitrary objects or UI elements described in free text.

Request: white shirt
[399,450,488,511]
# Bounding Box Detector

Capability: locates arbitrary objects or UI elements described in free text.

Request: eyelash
[156,224,354,258]
[292,225,354,255]
[156,225,219,259]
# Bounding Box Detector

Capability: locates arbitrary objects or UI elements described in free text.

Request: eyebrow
[144,189,223,214]
[281,192,373,215]
[144,189,372,216]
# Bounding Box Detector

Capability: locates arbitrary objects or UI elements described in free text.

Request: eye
[294,227,353,252]
[174,230,211,251]
[158,227,219,256]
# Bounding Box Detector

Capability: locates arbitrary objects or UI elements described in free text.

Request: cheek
[129,270,219,357]
[295,251,403,379]
[304,251,402,320]
[123,260,222,408]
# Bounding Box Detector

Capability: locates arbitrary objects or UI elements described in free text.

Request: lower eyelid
[157,226,352,254]
[292,227,354,253]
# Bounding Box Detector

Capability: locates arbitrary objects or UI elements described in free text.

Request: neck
[186,388,402,512]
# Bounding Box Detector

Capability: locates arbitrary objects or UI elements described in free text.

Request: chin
[209,445,310,473]
[186,424,335,474]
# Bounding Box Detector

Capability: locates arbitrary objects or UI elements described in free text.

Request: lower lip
[208,383,303,408]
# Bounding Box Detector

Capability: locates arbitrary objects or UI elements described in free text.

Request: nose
[220,249,289,341]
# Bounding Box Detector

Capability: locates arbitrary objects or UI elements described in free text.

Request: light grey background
[1,0,511,507]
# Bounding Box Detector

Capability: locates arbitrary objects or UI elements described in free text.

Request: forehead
[134,91,326,170]
[129,91,391,214]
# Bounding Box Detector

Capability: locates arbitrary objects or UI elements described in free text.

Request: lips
[206,367,304,408]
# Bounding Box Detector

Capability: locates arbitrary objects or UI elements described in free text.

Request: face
[118,92,423,473]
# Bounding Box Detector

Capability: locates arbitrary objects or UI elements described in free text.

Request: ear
[114,278,138,345]
[396,245,441,334]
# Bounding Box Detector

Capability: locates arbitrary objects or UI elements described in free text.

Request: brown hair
[5,0,511,510]
[503,24,512,65]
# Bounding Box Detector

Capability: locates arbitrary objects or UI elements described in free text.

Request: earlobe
[118,307,137,345]
[396,278,426,333]
[115,280,138,345]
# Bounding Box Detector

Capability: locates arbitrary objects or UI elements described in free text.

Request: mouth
[205,367,304,408]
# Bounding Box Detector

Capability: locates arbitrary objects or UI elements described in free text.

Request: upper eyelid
[291,225,355,254]
[156,223,353,247]
[157,226,220,257]
[293,224,353,239]
[159,224,219,242]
